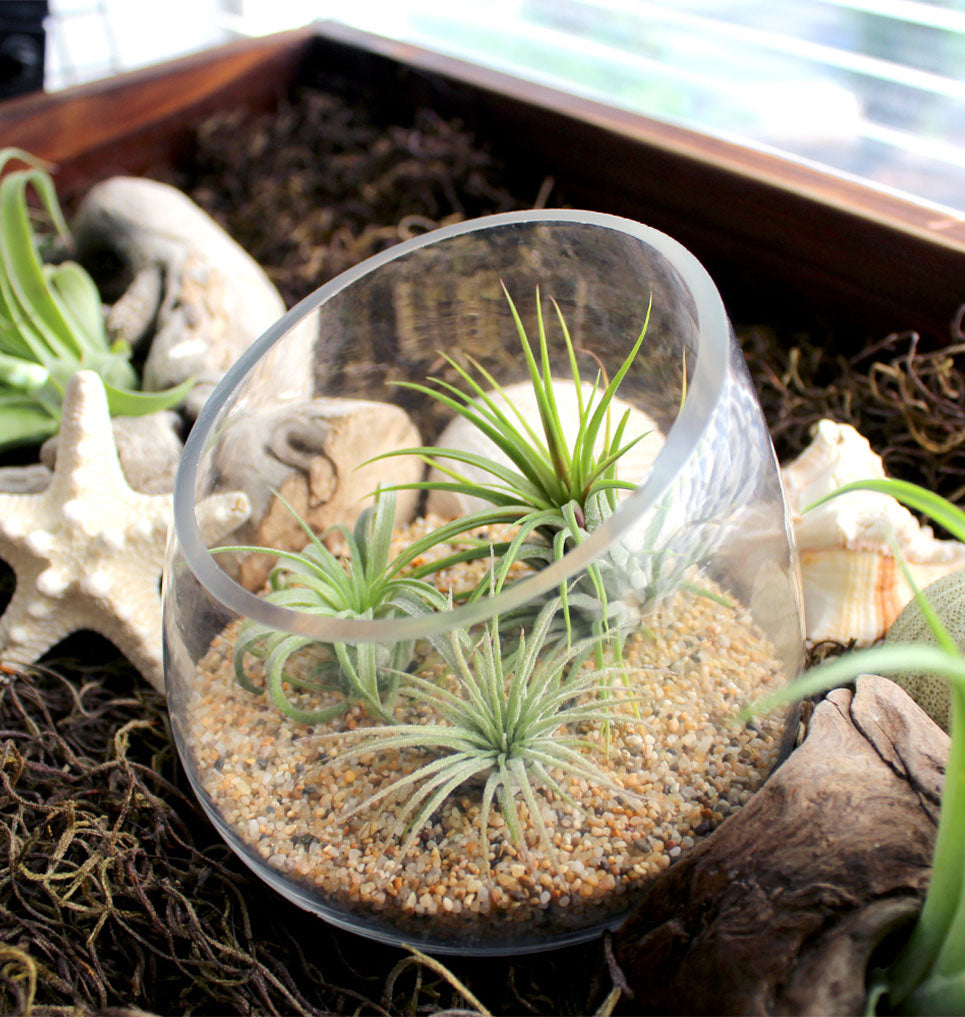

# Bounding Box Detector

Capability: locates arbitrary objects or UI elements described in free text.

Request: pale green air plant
[214,490,450,724]
[745,477,965,1016]
[316,595,641,876]
[373,284,654,658]
[0,148,192,449]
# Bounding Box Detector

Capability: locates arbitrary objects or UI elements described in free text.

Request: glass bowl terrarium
[162,210,804,955]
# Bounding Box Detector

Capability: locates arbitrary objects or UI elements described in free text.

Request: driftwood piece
[73,177,291,418]
[214,397,423,590]
[611,675,948,1016]
[0,464,51,493]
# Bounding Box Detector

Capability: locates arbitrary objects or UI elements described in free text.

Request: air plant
[0,148,191,449]
[371,284,656,674]
[215,490,450,724]
[316,595,641,875]
[376,285,653,596]
[747,477,965,1016]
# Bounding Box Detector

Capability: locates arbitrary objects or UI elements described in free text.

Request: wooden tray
[1,19,963,343]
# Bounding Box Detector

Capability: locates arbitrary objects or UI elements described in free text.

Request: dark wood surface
[305,22,965,344]
[1,19,962,342]
[0,27,315,198]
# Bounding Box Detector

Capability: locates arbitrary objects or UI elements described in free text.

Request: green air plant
[374,284,654,648]
[747,477,965,1016]
[0,148,192,449]
[316,595,640,875]
[215,489,451,725]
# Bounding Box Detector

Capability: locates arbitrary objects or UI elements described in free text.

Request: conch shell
[781,419,965,645]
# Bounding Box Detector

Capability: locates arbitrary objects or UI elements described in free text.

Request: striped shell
[798,546,965,647]
[782,419,965,645]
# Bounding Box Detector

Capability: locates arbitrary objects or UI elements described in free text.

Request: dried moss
[0,657,611,1014]
[0,659,373,1014]
[743,310,965,504]
[169,89,542,309]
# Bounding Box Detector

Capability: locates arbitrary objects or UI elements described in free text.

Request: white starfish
[0,371,250,691]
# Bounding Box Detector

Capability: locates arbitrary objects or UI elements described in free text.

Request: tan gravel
[182,521,790,946]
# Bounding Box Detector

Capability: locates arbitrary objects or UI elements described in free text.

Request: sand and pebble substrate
[181,533,789,946]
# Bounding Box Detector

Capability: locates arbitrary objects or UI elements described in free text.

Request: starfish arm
[0,583,77,665]
[80,583,165,692]
[0,375,250,693]
[48,371,128,490]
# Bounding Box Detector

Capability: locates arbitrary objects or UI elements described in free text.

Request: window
[335,0,965,214]
[43,0,965,215]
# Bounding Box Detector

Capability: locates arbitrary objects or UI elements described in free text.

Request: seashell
[781,419,965,644]
[794,546,965,648]
[426,380,664,518]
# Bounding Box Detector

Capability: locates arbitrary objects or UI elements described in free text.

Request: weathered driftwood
[214,397,423,590]
[611,675,947,1017]
[0,464,51,493]
[72,176,291,418]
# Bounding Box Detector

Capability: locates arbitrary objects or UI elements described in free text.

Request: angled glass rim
[173,208,730,642]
